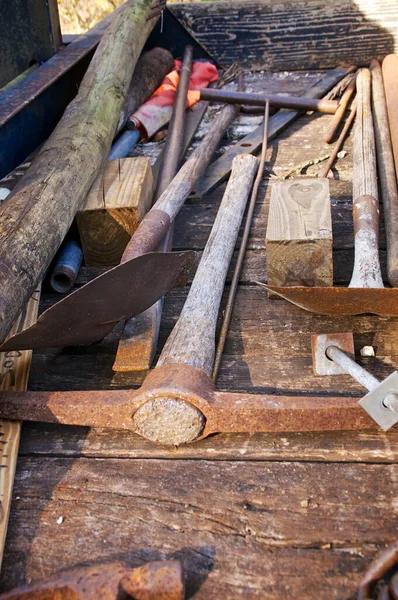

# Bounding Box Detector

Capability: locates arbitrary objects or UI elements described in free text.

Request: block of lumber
[266,178,333,289]
[77,157,153,266]
[0,0,159,345]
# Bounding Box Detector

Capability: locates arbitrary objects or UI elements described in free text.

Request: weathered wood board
[170,0,398,71]
[1,70,397,599]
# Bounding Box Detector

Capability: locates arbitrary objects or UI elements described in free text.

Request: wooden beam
[170,0,398,71]
[77,158,153,267]
[266,178,333,289]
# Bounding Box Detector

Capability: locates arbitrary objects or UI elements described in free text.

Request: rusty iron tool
[383,55,398,180]
[356,540,398,599]
[113,45,194,372]
[323,71,357,143]
[263,68,398,316]
[0,560,185,599]
[321,98,357,178]
[371,58,398,287]
[1,69,244,352]
[199,88,339,114]
[312,333,398,431]
[212,100,270,382]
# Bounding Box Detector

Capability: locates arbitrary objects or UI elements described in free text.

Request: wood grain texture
[1,457,397,597]
[77,157,153,266]
[0,0,158,345]
[170,0,398,71]
[0,286,40,572]
[266,178,333,288]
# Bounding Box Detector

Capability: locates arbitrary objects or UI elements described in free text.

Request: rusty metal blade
[1,251,196,350]
[262,285,398,316]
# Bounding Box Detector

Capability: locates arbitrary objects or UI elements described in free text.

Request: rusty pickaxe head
[0,560,185,600]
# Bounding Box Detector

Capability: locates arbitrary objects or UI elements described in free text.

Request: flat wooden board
[2,70,397,598]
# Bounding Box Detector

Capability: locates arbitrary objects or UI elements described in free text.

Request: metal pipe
[107,129,140,159]
[199,88,339,114]
[212,100,270,382]
[49,239,83,294]
[325,345,380,391]
[323,72,357,143]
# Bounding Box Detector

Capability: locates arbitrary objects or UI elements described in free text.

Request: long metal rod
[199,88,338,114]
[321,100,357,178]
[212,101,270,381]
[325,345,380,391]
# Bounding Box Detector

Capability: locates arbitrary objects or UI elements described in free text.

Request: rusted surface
[0,251,195,351]
[324,72,357,143]
[199,88,338,114]
[121,210,171,261]
[0,560,184,599]
[311,332,355,376]
[0,363,378,442]
[262,285,398,316]
[357,540,398,599]
[350,194,383,288]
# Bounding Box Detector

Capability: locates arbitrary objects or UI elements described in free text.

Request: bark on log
[0,0,158,345]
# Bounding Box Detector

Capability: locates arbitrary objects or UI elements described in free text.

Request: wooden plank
[77,157,153,266]
[266,178,333,287]
[18,423,398,463]
[0,286,40,571]
[170,0,398,71]
[1,457,396,597]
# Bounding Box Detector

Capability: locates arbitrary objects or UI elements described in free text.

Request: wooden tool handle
[158,153,259,374]
[371,58,398,286]
[349,68,383,289]
[382,55,398,180]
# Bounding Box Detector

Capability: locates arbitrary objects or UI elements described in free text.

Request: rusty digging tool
[0,79,244,352]
[262,67,398,316]
[356,540,398,599]
[113,44,194,372]
[0,155,378,445]
[0,560,184,600]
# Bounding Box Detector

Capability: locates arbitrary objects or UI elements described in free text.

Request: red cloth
[130,60,218,139]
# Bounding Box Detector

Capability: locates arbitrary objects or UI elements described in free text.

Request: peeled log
[0,0,158,344]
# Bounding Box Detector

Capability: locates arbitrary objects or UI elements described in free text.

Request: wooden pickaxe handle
[373,57,398,286]
[349,68,383,289]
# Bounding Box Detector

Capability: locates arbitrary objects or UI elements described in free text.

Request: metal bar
[325,345,380,391]
[212,100,270,381]
[321,100,357,178]
[199,88,338,114]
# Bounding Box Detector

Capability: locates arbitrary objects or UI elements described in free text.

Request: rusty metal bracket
[311,333,398,431]
[311,333,355,376]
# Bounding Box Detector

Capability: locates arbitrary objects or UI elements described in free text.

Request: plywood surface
[1,70,397,598]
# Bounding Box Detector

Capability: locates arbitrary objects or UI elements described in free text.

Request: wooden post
[266,178,333,290]
[0,0,158,345]
[132,154,259,445]
[77,157,153,266]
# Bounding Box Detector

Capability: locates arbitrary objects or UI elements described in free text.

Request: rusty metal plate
[311,333,355,376]
[1,251,195,351]
[263,285,398,316]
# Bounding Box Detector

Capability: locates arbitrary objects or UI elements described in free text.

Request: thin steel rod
[155,45,193,198]
[326,345,380,391]
[199,88,338,114]
[212,100,270,381]
[321,99,357,178]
